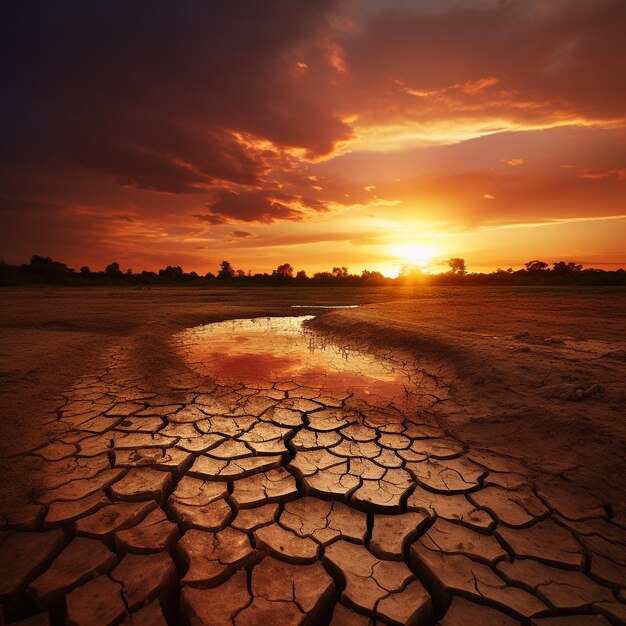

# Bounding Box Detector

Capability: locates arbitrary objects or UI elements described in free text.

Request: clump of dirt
[542,382,603,401]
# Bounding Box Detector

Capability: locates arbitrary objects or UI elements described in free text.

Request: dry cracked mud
[0,312,624,626]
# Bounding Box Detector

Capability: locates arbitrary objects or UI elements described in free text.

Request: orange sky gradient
[2,1,625,276]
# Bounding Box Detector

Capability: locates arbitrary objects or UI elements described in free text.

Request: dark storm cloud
[1,0,349,196]
[70,126,268,193]
[2,0,624,206]
[198,189,307,224]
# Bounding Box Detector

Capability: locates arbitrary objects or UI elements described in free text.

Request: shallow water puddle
[176,316,430,407]
[289,304,359,309]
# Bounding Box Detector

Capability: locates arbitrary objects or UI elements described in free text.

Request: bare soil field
[0,286,624,625]
[310,287,626,503]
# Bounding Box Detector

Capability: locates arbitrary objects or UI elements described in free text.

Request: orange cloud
[580,168,626,181]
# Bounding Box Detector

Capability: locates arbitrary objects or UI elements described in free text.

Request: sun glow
[390,243,437,268]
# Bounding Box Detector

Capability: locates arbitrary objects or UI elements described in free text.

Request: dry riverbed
[0,286,624,626]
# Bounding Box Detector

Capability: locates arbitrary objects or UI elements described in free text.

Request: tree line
[0,255,624,286]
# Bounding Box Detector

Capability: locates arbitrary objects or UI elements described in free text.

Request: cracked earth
[0,303,625,626]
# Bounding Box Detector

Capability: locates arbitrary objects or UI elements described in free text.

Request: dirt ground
[309,287,626,506]
[0,285,625,625]
[2,285,624,502]
[0,286,385,454]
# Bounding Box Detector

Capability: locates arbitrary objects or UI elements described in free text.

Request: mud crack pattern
[0,341,625,626]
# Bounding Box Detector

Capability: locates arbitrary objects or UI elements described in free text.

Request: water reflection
[289,305,359,309]
[176,316,435,408]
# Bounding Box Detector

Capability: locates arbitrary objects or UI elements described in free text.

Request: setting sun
[391,243,437,268]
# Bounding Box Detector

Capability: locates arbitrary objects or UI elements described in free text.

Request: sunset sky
[2,0,625,276]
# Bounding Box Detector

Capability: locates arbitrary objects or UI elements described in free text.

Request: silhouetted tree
[448,257,467,275]
[28,255,54,272]
[332,266,349,278]
[140,270,158,282]
[105,261,123,278]
[312,271,333,280]
[217,260,235,279]
[552,261,583,274]
[524,260,549,272]
[273,263,294,278]
[361,269,385,284]
[296,270,308,280]
[80,266,91,276]
[158,265,184,278]
[236,269,246,277]
[24,255,74,282]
